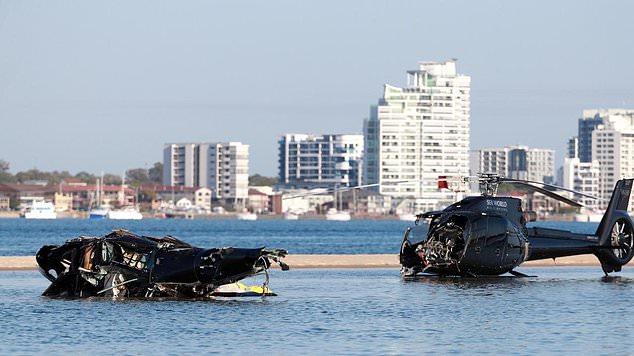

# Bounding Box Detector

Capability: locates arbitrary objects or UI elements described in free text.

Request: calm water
[0,218,599,256]
[2,268,634,354]
[1,219,625,354]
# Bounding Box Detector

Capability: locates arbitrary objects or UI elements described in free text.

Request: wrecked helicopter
[36,229,289,298]
[400,174,634,278]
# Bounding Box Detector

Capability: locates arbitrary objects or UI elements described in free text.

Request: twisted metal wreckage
[36,230,289,298]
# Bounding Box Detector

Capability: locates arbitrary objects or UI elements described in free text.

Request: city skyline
[1,1,633,176]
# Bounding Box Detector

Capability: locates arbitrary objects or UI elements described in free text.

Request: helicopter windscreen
[409,224,429,242]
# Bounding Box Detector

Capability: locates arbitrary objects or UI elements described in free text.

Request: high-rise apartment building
[561,157,600,210]
[163,142,249,204]
[566,136,579,159]
[578,112,604,163]
[363,60,470,210]
[589,111,634,207]
[278,134,363,189]
[470,146,555,183]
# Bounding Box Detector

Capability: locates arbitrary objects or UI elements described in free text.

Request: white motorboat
[283,211,299,220]
[398,213,417,222]
[22,201,57,219]
[107,206,143,220]
[326,208,351,221]
[237,212,257,221]
[574,210,603,222]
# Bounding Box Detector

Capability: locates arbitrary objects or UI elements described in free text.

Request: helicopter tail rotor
[593,179,634,274]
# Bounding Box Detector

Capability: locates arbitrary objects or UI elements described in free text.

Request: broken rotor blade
[96,278,139,295]
[502,181,583,208]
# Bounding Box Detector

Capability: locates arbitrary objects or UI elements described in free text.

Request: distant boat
[398,213,417,222]
[88,206,110,219]
[22,201,57,219]
[326,208,351,221]
[283,211,299,220]
[107,206,143,220]
[237,211,257,221]
[574,209,603,223]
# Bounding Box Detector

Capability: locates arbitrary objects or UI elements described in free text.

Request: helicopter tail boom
[524,179,634,275]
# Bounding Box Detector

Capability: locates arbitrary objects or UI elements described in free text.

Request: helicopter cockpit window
[409,225,429,242]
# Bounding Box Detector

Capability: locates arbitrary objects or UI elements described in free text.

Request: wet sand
[0,254,621,271]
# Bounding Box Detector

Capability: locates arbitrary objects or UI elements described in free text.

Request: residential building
[470,146,555,183]
[590,111,634,207]
[567,136,579,159]
[163,142,249,205]
[278,133,363,189]
[575,109,634,163]
[578,111,605,162]
[0,183,136,211]
[363,59,471,211]
[469,148,507,177]
[561,157,601,210]
[194,187,212,211]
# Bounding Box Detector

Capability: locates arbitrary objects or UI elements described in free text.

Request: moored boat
[107,206,143,220]
[88,206,110,219]
[22,201,57,219]
[326,208,351,221]
[237,211,257,221]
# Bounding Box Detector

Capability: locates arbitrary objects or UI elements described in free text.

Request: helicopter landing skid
[402,270,537,280]
[509,270,537,278]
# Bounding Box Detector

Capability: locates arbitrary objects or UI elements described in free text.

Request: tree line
[0,159,278,187]
[0,159,163,187]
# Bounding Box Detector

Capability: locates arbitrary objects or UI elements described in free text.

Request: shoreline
[0,254,623,271]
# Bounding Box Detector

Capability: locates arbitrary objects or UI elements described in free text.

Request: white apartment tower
[278,134,364,188]
[589,110,634,208]
[561,157,601,210]
[163,142,249,204]
[364,59,470,210]
[470,146,555,183]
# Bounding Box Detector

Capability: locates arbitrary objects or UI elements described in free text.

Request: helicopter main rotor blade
[502,181,583,208]
[282,181,411,200]
[500,178,600,200]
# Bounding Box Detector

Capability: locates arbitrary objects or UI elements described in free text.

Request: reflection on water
[2,267,634,354]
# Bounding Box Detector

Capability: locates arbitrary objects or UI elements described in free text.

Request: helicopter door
[482,216,508,268]
[502,222,525,267]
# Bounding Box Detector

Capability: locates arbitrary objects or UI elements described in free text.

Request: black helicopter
[36,229,289,298]
[400,174,634,277]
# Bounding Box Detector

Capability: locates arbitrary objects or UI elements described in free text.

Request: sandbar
[0,254,625,271]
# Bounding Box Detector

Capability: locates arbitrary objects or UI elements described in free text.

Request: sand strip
[0,254,628,271]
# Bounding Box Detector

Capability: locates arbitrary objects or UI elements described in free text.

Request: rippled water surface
[0,218,599,255]
[1,219,626,354]
[2,268,634,354]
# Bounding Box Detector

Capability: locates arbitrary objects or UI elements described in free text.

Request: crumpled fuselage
[400,196,530,277]
[36,230,288,298]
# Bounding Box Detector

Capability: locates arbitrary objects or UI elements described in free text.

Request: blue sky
[1,0,633,176]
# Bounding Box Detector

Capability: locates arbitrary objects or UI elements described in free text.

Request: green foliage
[139,187,157,202]
[249,174,278,186]
[0,171,15,183]
[0,160,161,187]
[75,171,96,183]
[126,168,150,185]
[103,174,122,185]
[148,162,163,184]
[15,169,74,184]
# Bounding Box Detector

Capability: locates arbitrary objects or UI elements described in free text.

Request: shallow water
[0,218,598,256]
[2,267,634,354]
[1,219,624,354]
